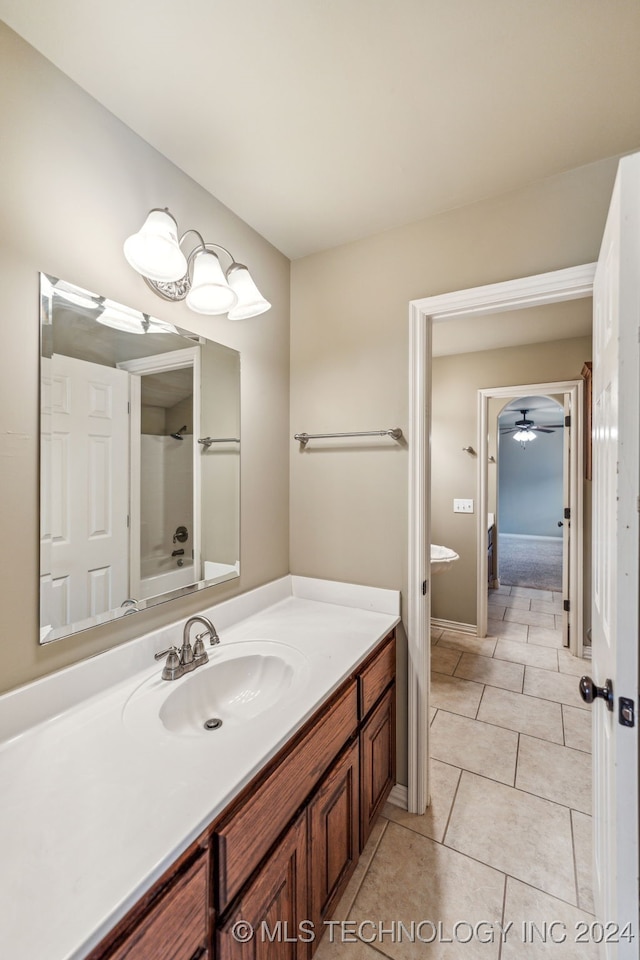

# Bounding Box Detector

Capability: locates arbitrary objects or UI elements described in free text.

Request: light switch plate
[453,499,474,514]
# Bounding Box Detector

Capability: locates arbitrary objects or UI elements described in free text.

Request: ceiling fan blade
[533,427,555,434]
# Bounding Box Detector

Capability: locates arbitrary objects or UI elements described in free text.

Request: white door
[561,394,571,646]
[40,354,130,632]
[590,151,640,954]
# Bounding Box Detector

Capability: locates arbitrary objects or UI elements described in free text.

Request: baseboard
[387,784,408,809]
[431,617,476,635]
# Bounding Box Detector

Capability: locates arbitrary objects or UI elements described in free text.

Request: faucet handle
[154,646,183,681]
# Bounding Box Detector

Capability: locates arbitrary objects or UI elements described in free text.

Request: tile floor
[315,587,596,959]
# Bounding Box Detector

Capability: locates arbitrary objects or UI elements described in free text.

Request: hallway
[317,586,596,958]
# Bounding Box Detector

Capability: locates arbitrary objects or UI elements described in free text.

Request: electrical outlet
[453,499,474,514]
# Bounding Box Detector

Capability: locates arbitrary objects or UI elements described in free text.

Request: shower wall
[140,435,193,562]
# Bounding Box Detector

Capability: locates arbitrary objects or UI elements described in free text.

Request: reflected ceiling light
[123,208,271,320]
[96,300,179,336]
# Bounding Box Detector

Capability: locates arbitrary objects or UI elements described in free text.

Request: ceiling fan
[499,408,564,439]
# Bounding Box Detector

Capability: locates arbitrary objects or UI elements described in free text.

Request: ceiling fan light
[185,250,238,315]
[123,209,188,283]
[226,263,271,320]
[513,429,536,443]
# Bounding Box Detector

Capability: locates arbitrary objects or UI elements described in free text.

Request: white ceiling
[2,1,640,258]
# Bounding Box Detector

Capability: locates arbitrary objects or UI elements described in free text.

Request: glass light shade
[123,210,188,283]
[513,429,536,443]
[226,263,271,320]
[186,250,238,315]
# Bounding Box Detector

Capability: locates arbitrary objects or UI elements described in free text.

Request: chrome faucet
[154,615,221,680]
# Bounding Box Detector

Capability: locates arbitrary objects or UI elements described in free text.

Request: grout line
[474,682,486,720]
[497,872,508,960]
[513,732,521,788]
[561,702,566,746]
[569,809,581,912]
[440,765,464,846]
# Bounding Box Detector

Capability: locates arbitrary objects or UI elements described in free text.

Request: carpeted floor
[498,534,563,591]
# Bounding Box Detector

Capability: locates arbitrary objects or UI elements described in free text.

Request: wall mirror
[39,274,240,644]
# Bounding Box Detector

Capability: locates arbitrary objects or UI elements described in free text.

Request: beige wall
[431,335,591,625]
[0,24,290,694]
[290,159,621,784]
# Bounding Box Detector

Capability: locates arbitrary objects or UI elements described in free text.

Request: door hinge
[564,507,571,520]
[619,697,635,728]
[422,580,428,596]
[563,599,570,612]
[127,514,130,528]
[565,415,571,427]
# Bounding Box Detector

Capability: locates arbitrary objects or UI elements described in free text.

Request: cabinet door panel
[309,739,360,938]
[218,814,308,960]
[359,633,396,720]
[360,685,396,847]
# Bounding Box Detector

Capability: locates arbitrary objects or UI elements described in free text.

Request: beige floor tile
[327,817,389,924]
[454,652,524,693]
[509,587,554,602]
[552,591,564,602]
[438,631,497,658]
[486,619,528,642]
[350,821,504,959]
[430,626,444,640]
[431,672,484,719]
[445,772,575,903]
[490,585,512,596]
[524,666,588,711]
[383,759,461,843]
[431,645,463,676]
[504,608,556,629]
[485,604,506,619]
[555,614,564,630]
[501,877,598,959]
[314,932,384,960]
[477,686,564,743]
[528,625,564,648]
[516,735,592,814]
[494,638,558,671]
[557,650,591,677]
[431,710,518,785]
[562,705,592,753]
[490,594,531,610]
[531,598,564,615]
[571,810,595,915]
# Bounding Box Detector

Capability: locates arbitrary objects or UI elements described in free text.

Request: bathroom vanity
[0,576,399,960]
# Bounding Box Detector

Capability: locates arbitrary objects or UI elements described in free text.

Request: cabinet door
[218,813,308,960]
[308,739,359,939]
[360,685,396,848]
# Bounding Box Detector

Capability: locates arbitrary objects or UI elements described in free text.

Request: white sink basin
[124,640,310,737]
[431,544,459,574]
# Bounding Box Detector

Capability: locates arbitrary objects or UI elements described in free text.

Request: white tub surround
[0,576,399,960]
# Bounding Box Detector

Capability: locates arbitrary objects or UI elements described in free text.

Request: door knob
[557,521,563,527]
[579,675,614,711]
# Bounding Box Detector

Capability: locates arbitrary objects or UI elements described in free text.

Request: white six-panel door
[591,152,640,956]
[40,354,129,634]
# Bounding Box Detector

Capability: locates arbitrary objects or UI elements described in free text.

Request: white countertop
[0,576,400,960]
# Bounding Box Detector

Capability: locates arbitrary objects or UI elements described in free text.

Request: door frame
[407,262,596,815]
[477,379,584,657]
[117,347,202,599]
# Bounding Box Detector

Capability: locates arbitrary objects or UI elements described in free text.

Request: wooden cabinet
[308,739,360,934]
[360,685,396,847]
[218,814,308,960]
[91,629,396,960]
[89,848,210,960]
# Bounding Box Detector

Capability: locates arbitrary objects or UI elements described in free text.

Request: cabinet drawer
[108,855,208,960]
[359,633,395,720]
[216,680,358,911]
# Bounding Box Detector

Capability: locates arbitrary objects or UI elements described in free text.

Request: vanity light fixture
[123,208,271,320]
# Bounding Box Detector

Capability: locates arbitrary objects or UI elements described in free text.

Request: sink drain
[203,718,223,731]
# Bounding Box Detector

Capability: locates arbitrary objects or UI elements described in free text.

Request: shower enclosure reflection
[39,274,240,644]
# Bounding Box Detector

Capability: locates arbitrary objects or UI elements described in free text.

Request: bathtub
[139,554,196,600]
